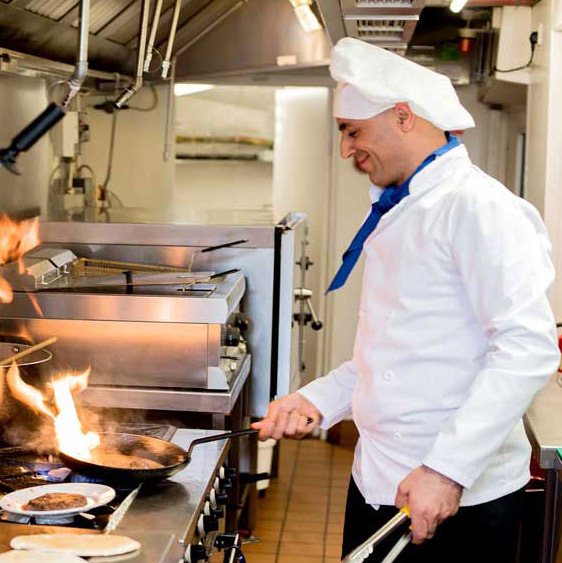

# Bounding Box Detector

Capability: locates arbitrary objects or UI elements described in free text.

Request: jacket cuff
[422,454,474,489]
[297,384,352,430]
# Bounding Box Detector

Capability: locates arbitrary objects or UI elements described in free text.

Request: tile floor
[241,436,355,563]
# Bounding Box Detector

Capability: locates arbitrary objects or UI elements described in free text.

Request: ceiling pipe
[0,0,90,175]
[144,0,164,72]
[161,0,182,78]
[114,0,151,108]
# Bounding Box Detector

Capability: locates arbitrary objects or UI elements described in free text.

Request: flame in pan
[4,362,100,460]
[52,371,100,460]
[6,361,55,419]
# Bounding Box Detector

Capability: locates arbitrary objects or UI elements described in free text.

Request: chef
[253,38,560,562]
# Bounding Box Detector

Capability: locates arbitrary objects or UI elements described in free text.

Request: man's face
[337,110,404,187]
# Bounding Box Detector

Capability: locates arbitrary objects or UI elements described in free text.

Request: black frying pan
[58,429,257,483]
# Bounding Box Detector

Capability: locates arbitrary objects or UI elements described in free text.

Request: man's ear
[394,103,415,132]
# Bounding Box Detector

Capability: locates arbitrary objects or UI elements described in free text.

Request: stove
[0,426,234,563]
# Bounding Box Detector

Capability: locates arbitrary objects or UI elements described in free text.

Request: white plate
[0,483,116,517]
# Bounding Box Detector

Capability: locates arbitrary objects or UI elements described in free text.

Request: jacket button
[393,432,402,442]
[383,370,394,381]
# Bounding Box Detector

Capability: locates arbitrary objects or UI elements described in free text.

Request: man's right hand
[251,393,321,441]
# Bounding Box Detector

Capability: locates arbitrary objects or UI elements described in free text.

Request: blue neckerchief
[326,134,460,293]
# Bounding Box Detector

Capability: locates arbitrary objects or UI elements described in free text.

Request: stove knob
[185,543,207,563]
[211,506,224,519]
[223,326,241,347]
[197,514,218,536]
[219,467,237,479]
[203,515,218,533]
[215,492,229,505]
[233,313,250,331]
[218,478,233,491]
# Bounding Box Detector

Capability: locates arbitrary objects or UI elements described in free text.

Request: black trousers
[342,477,525,563]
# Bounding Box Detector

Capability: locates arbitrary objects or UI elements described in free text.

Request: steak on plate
[22,493,88,511]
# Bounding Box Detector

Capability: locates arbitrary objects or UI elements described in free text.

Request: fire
[6,361,54,419]
[0,215,40,304]
[3,362,100,460]
[52,374,100,460]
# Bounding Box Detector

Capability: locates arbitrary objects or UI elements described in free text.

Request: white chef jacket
[299,144,560,507]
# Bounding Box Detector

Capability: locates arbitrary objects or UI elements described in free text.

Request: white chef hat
[331,38,475,131]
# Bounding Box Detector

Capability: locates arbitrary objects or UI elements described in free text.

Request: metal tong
[341,507,412,563]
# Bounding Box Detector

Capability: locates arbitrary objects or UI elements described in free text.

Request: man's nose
[340,136,355,159]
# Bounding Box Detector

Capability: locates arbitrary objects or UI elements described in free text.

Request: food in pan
[0,551,86,562]
[22,493,88,511]
[10,534,141,557]
[89,451,165,470]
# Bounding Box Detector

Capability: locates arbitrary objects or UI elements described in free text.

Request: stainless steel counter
[0,429,230,563]
[524,374,562,563]
[525,374,562,469]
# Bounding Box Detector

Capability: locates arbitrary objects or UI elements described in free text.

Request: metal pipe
[161,0,182,78]
[163,57,175,162]
[144,0,164,72]
[114,0,151,109]
[61,0,90,109]
[173,0,248,60]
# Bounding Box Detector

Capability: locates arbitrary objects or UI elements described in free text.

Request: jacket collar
[368,144,471,204]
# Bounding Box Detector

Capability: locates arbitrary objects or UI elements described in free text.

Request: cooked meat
[90,452,164,470]
[23,493,88,511]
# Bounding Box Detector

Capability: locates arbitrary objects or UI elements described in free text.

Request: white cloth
[299,144,559,507]
[331,38,475,131]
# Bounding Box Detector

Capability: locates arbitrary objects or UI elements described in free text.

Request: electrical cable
[102,73,120,202]
[493,31,538,73]
[128,84,159,112]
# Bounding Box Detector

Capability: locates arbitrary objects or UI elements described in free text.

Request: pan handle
[186,429,258,459]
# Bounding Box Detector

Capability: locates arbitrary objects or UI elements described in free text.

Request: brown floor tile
[244,555,277,563]
[283,518,326,533]
[278,557,323,563]
[254,517,284,533]
[325,541,343,558]
[280,531,324,544]
[279,541,323,557]
[242,541,279,555]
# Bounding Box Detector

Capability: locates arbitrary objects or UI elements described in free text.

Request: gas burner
[1,511,76,525]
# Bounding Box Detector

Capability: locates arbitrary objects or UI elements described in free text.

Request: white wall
[0,75,52,216]
[80,85,174,211]
[272,88,332,385]
[526,0,562,318]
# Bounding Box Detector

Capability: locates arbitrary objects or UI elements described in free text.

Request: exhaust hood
[0,0,425,85]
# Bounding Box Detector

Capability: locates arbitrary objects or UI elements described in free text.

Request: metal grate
[356,19,405,39]
[25,0,77,20]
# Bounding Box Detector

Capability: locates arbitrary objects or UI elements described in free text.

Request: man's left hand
[395,465,462,545]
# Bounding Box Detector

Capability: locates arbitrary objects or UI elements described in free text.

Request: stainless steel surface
[0,270,245,323]
[39,217,276,247]
[82,353,251,412]
[118,428,230,546]
[0,429,229,563]
[342,510,409,563]
[317,0,425,53]
[104,485,141,535]
[524,375,562,469]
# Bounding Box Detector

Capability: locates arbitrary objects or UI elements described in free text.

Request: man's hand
[251,393,321,441]
[395,465,462,545]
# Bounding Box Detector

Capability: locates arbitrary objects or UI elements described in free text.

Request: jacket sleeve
[422,191,560,489]
[297,360,358,429]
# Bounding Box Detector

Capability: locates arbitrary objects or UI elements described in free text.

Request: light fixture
[174,84,214,97]
[289,0,322,33]
[449,0,468,14]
